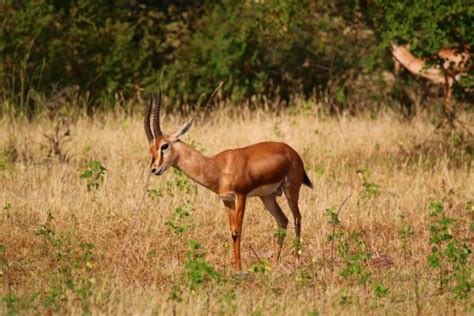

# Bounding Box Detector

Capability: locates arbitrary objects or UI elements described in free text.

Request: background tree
[0,0,472,118]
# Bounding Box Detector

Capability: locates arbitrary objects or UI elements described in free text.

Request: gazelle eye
[161,143,169,151]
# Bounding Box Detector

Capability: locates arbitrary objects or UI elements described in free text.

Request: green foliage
[368,0,473,57]
[168,284,183,303]
[427,200,472,299]
[273,228,287,239]
[0,0,387,114]
[164,204,219,293]
[34,224,96,313]
[167,169,196,195]
[372,282,389,298]
[326,207,340,226]
[218,288,238,314]
[147,188,162,199]
[1,293,17,316]
[2,202,12,219]
[0,1,204,113]
[0,146,16,174]
[250,261,270,274]
[166,0,380,106]
[1,1,471,117]
[184,240,221,290]
[313,165,325,178]
[398,214,415,260]
[356,167,380,198]
[80,160,106,191]
[325,207,372,286]
[308,309,320,316]
[338,231,372,286]
[164,203,192,238]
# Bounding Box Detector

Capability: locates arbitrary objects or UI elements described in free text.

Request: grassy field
[0,107,472,315]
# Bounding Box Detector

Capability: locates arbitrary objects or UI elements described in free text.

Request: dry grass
[0,108,473,315]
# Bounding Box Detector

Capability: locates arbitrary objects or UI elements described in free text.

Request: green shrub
[184,240,221,290]
[427,200,472,299]
[80,160,106,191]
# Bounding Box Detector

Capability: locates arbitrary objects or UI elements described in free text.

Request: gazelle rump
[144,93,313,271]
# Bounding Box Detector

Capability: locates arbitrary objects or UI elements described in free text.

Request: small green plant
[273,228,287,240]
[1,293,18,316]
[165,203,192,238]
[338,294,351,306]
[218,288,237,314]
[356,168,380,198]
[0,146,16,177]
[0,243,7,277]
[273,123,283,138]
[372,282,389,298]
[325,206,372,286]
[0,151,7,173]
[369,110,378,120]
[326,207,341,271]
[427,200,472,299]
[313,165,325,178]
[168,284,183,303]
[0,244,17,316]
[301,100,314,116]
[147,188,162,199]
[166,169,196,195]
[250,261,270,274]
[338,231,372,286]
[34,224,96,312]
[80,160,106,191]
[184,240,221,290]
[398,213,414,260]
[3,202,12,219]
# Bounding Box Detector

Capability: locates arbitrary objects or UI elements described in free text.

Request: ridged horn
[144,96,154,143]
[152,90,163,138]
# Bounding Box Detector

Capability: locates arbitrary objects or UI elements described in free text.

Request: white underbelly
[219,182,282,201]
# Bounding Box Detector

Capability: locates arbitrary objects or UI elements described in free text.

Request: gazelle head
[144,92,193,176]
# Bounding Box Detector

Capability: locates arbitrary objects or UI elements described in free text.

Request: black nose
[151,168,157,174]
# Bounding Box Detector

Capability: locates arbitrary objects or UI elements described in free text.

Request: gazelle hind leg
[283,181,302,258]
[260,194,289,264]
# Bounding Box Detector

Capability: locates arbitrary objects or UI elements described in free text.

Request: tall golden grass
[1,108,472,315]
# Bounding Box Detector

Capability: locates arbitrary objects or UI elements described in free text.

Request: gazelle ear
[169,118,194,140]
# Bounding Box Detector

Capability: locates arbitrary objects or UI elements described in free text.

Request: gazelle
[144,93,313,271]
[391,43,471,125]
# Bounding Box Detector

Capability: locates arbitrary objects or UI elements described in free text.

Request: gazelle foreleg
[224,194,247,271]
[260,195,289,264]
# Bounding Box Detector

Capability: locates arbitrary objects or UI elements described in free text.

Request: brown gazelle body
[144,93,313,271]
[391,44,471,124]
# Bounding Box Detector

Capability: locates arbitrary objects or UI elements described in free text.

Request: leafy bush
[80,160,106,191]
[34,224,96,313]
[165,0,381,107]
[325,207,372,286]
[0,1,201,113]
[165,203,192,238]
[427,200,471,299]
[184,240,221,290]
[356,167,381,198]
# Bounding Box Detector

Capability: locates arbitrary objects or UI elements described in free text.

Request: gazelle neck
[173,141,221,193]
[391,44,425,73]
[391,44,445,84]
